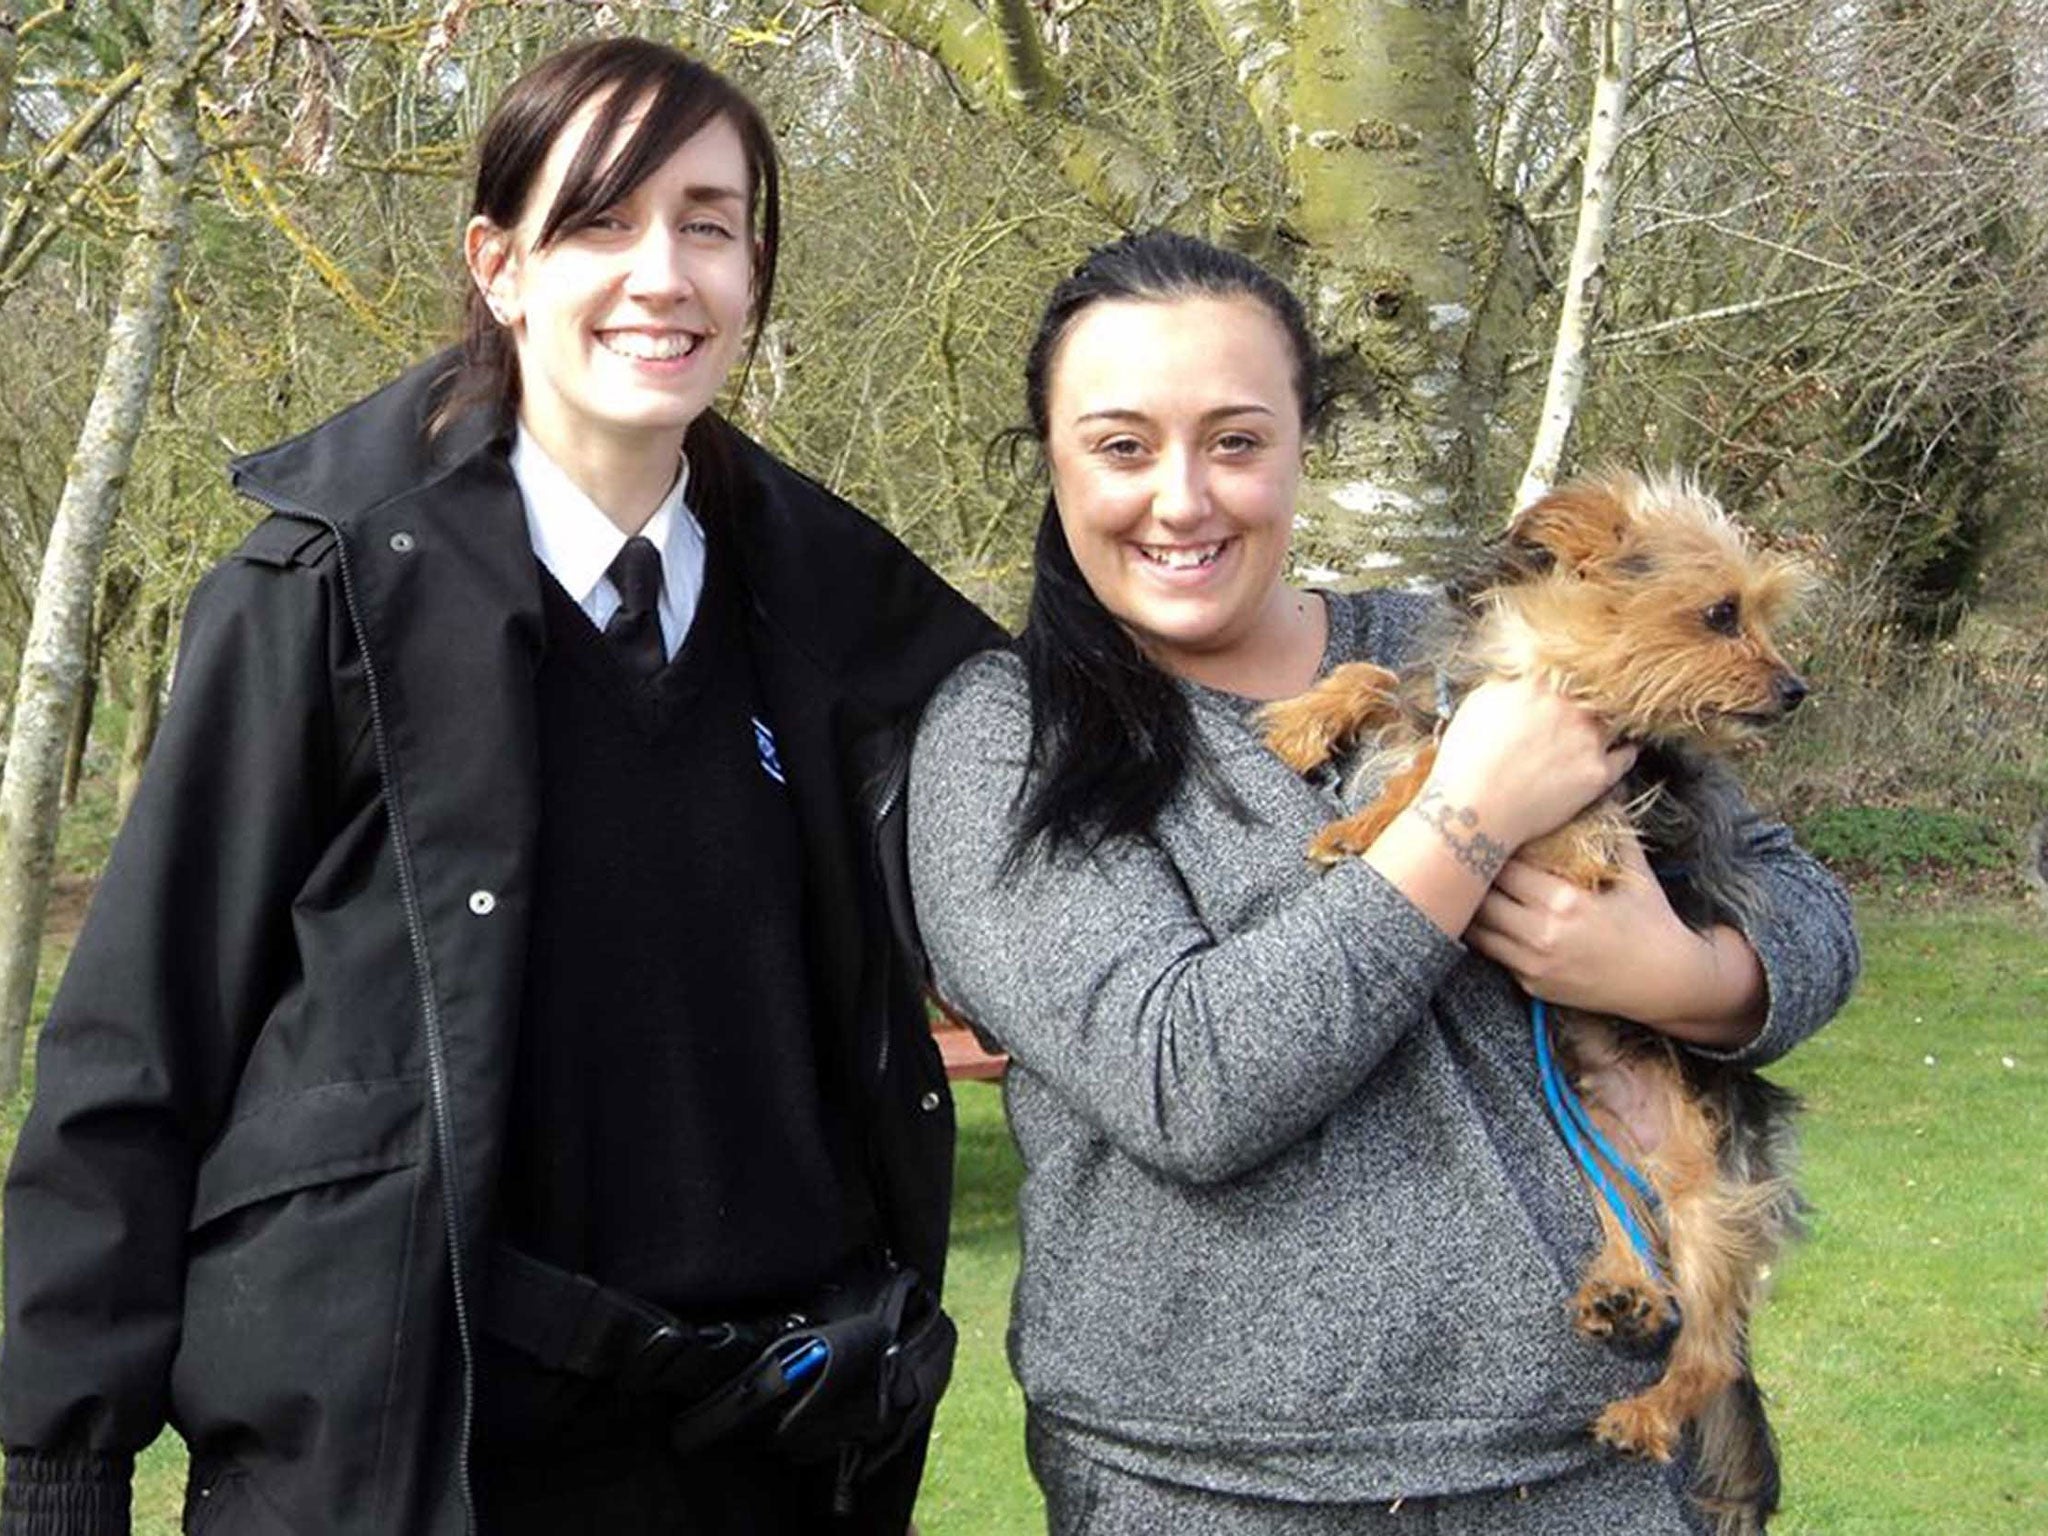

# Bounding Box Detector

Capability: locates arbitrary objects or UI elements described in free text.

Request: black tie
[604,536,667,680]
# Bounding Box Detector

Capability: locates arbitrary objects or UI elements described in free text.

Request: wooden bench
[930,1011,1008,1081]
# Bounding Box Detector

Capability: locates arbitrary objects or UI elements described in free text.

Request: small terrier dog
[1259,471,1809,1535]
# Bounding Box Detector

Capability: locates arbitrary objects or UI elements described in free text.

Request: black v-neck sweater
[494,537,860,1319]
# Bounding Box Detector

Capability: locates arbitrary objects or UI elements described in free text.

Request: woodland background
[0,2,2042,1527]
[0,1,2038,1075]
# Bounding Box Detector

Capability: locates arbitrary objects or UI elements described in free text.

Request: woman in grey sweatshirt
[907,232,1857,1533]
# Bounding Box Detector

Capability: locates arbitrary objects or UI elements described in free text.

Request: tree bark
[0,0,200,1100]
[57,634,95,809]
[1516,0,1637,511]
[1280,0,1523,567]
[0,5,20,168]
[1492,0,1573,192]
[1194,0,1292,158]
[114,599,169,825]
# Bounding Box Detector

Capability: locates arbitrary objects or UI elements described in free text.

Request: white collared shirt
[510,424,707,659]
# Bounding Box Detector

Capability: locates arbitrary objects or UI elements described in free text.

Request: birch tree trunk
[58,633,97,808]
[0,6,19,164]
[1515,0,1638,511]
[1280,0,1523,566]
[0,0,199,1099]
[114,599,170,825]
[1493,0,1574,191]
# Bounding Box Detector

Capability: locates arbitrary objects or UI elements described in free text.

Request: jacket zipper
[242,494,479,1533]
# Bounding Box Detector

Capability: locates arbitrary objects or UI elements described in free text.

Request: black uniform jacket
[0,356,1002,1535]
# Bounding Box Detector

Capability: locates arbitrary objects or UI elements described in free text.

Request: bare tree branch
[1192,0,1291,158]
[0,61,144,272]
[840,0,1182,225]
[216,146,408,351]
[989,0,1055,110]
[1591,280,1864,350]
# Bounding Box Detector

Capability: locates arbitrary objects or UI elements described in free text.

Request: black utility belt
[481,1244,954,1505]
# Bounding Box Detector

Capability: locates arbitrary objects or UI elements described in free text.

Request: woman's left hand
[1465,836,1768,1049]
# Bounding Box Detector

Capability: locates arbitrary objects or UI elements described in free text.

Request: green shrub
[1797,804,2012,881]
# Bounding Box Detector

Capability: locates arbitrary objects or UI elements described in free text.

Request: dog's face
[1475,472,1810,749]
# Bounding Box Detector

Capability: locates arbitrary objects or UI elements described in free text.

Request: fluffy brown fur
[1259,470,1810,1535]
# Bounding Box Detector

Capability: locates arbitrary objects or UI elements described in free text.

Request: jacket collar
[229,351,504,529]
[230,349,1002,718]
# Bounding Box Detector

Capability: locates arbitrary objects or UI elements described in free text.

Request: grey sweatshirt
[906,590,1859,1501]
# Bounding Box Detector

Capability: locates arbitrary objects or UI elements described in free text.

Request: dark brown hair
[434,36,781,436]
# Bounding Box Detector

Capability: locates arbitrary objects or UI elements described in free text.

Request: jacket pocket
[173,1077,428,1529]
[187,1075,425,1232]
[184,1462,244,1534]
[184,1462,306,1536]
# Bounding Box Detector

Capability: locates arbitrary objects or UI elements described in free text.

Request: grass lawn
[3,899,2042,1532]
[1752,904,2048,1533]
[916,1081,1036,1533]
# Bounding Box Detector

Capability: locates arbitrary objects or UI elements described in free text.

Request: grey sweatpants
[1026,1418,1711,1535]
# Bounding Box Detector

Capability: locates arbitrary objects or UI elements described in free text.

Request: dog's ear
[1506,477,1635,574]
[1448,526,1551,608]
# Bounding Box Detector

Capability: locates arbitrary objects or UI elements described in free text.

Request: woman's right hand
[1425,673,1636,853]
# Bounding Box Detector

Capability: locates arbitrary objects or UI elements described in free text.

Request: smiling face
[467,100,755,477]
[1045,294,1306,687]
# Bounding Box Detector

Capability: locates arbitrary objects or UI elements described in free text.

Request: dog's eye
[1704,598,1741,635]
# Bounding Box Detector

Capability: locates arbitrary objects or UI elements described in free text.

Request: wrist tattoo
[1410,788,1511,879]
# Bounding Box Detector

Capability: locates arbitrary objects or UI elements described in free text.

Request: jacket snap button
[919,1091,941,1112]
[468,889,496,916]
[389,531,416,553]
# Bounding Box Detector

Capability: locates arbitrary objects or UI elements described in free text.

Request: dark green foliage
[1796,805,2012,883]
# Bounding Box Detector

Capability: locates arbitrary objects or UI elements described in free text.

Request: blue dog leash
[1428,675,1673,1281]
[1531,997,1668,1287]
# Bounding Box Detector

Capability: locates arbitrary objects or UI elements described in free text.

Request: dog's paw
[1592,1397,1680,1462]
[1257,663,1402,772]
[1572,1278,1676,1355]
[1307,820,1373,866]
[1306,827,1354,865]
[1259,701,1348,773]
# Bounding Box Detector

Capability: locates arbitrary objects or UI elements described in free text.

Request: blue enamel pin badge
[752,716,786,785]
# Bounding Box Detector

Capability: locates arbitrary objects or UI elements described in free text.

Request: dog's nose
[1775,672,1809,712]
